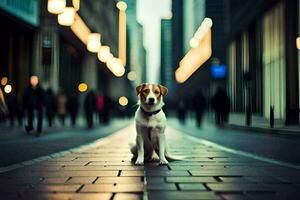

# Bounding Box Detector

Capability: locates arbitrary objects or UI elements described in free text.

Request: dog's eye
[154,90,159,94]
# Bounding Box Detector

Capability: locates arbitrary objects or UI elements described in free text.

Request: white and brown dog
[132,83,171,165]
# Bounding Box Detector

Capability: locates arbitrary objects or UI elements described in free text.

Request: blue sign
[211,64,227,78]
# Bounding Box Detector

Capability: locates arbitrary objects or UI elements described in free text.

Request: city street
[1,0,300,199]
[0,123,300,200]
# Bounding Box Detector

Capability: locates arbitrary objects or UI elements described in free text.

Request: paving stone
[62,165,143,171]
[67,177,97,184]
[206,183,275,192]
[220,193,249,200]
[95,177,143,184]
[120,170,144,176]
[42,177,69,184]
[148,191,220,200]
[113,193,142,200]
[178,183,207,190]
[146,177,165,184]
[166,177,217,183]
[145,170,190,177]
[147,183,177,190]
[27,184,81,192]
[219,177,248,183]
[81,183,144,192]
[17,193,112,200]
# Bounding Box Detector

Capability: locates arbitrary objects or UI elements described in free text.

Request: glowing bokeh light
[118,96,128,106]
[4,84,12,94]
[1,77,8,86]
[78,83,88,92]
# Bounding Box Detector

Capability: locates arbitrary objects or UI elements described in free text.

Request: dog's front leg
[135,126,144,165]
[158,130,168,165]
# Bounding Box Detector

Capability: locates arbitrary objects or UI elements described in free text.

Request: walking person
[45,88,56,127]
[84,90,96,129]
[67,93,79,127]
[96,92,105,124]
[23,76,45,136]
[56,90,67,126]
[193,89,206,127]
[211,87,230,126]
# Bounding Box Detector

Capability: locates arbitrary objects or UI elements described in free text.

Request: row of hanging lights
[47,0,125,77]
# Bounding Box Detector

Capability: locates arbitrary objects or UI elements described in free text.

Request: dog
[132,83,171,165]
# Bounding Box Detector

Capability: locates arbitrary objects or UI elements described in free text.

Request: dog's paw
[159,158,169,165]
[135,158,144,165]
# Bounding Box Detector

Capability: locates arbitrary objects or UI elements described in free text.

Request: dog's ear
[159,84,168,96]
[136,83,146,96]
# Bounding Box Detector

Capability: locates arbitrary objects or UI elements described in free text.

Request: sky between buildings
[137,0,171,83]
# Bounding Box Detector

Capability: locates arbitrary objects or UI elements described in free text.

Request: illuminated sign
[211,64,227,78]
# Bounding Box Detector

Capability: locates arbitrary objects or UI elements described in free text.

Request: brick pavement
[0,124,300,200]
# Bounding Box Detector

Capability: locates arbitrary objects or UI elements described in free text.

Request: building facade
[0,0,133,102]
[226,0,299,124]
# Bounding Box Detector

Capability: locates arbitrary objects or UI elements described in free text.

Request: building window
[262,2,285,119]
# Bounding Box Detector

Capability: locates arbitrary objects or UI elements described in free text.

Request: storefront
[227,0,299,124]
[0,0,39,95]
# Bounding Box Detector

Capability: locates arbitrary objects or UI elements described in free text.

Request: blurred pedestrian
[0,87,8,122]
[6,93,18,127]
[96,92,105,124]
[211,87,230,126]
[84,90,96,129]
[193,89,206,127]
[56,90,67,126]
[45,88,56,127]
[23,76,45,136]
[103,95,111,124]
[177,97,187,124]
[68,93,79,127]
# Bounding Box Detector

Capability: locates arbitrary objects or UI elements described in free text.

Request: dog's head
[136,83,168,107]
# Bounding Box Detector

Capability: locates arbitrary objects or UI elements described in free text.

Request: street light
[87,33,101,53]
[118,96,128,106]
[97,46,111,63]
[127,71,137,81]
[176,18,213,83]
[78,83,88,93]
[107,57,125,77]
[58,7,76,26]
[47,0,66,14]
[70,13,91,44]
[72,0,80,11]
[4,85,12,94]
[117,1,127,66]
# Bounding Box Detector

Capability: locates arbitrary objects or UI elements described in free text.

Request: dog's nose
[148,98,155,103]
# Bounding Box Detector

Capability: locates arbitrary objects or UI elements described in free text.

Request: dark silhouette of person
[102,95,111,124]
[211,87,230,126]
[177,97,187,124]
[193,89,206,127]
[23,76,45,136]
[68,93,79,127]
[45,88,56,127]
[56,90,67,126]
[96,92,105,124]
[84,90,96,129]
